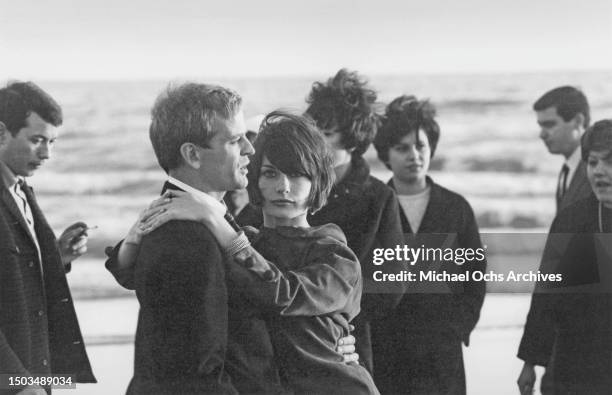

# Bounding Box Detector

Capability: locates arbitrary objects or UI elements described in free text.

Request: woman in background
[518,119,612,395]
[303,69,407,375]
[372,95,486,395]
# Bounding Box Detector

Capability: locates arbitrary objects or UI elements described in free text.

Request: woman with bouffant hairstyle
[301,69,407,375]
[372,95,486,395]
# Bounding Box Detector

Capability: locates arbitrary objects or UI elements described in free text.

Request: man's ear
[179,142,201,169]
[573,113,586,130]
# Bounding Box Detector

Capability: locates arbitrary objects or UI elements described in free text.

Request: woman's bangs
[265,137,311,178]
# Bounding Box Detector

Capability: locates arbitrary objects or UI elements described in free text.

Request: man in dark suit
[517,86,593,394]
[125,83,254,394]
[0,82,95,394]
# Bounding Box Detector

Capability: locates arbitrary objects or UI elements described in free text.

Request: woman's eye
[262,170,276,177]
[587,159,598,167]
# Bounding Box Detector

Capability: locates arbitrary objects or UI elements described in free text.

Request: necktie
[14,179,35,228]
[224,211,241,232]
[556,164,570,206]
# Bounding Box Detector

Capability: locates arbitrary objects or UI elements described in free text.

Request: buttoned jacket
[0,181,95,391]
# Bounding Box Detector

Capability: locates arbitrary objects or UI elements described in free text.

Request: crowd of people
[0,71,610,395]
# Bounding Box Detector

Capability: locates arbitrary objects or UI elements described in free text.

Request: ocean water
[26,71,612,254]
[25,72,610,394]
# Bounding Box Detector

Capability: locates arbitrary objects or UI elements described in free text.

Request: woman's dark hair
[581,119,612,161]
[305,68,379,157]
[247,110,335,213]
[374,95,440,170]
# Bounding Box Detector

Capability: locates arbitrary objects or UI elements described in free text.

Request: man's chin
[231,178,248,191]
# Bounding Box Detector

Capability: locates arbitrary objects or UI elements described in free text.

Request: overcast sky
[2,0,611,80]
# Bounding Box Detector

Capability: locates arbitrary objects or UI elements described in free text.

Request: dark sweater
[227,224,379,395]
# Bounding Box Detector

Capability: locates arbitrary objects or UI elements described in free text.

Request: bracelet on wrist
[223,231,251,256]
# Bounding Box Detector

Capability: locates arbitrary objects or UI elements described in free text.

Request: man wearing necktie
[517,86,593,394]
[0,81,95,394]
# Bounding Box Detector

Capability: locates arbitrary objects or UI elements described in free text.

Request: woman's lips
[271,199,295,206]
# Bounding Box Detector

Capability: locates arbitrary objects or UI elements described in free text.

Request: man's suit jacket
[0,183,95,393]
[558,160,592,212]
[518,160,593,368]
[127,182,236,395]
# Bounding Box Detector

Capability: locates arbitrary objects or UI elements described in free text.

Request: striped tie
[14,179,35,227]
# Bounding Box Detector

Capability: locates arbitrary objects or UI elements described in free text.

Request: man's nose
[38,142,51,160]
[242,136,255,155]
[539,128,547,140]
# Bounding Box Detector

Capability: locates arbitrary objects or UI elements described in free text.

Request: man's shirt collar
[166,175,226,211]
[0,160,20,190]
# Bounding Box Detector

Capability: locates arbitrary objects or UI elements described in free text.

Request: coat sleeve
[359,188,407,320]
[137,223,233,393]
[104,240,135,290]
[517,215,566,366]
[457,199,487,345]
[227,238,361,317]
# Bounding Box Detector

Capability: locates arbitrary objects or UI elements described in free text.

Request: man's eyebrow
[227,133,244,140]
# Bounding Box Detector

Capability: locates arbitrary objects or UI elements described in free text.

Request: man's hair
[581,119,612,161]
[0,81,62,136]
[149,83,242,172]
[247,110,335,214]
[304,68,379,157]
[374,95,440,170]
[533,86,590,128]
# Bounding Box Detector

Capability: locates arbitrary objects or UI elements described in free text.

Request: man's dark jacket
[0,182,95,394]
[518,160,593,377]
[126,182,236,395]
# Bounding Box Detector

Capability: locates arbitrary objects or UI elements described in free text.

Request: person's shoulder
[365,174,392,191]
[138,221,223,277]
[432,181,472,210]
[307,223,347,245]
[305,224,359,263]
[362,175,396,202]
[144,220,219,251]
[553,193,598,232]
